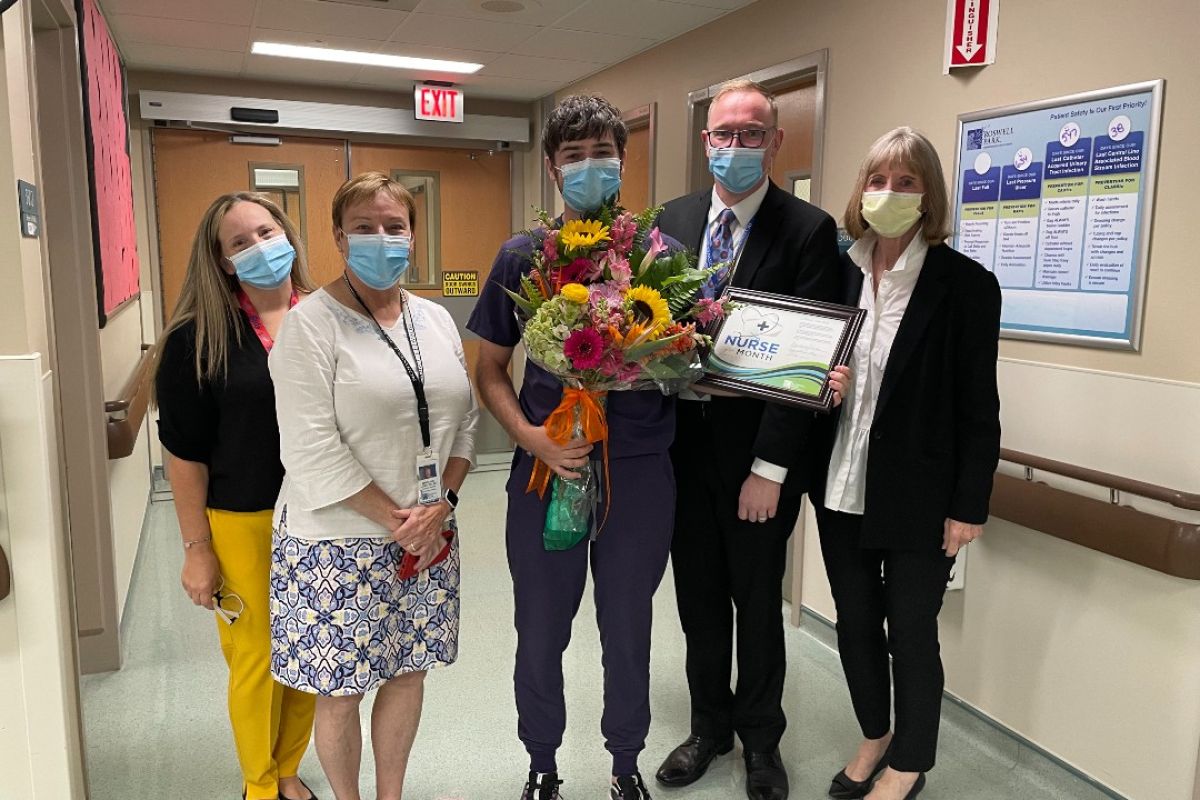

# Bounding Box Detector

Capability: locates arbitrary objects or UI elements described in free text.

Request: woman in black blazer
[811,127,1001,800]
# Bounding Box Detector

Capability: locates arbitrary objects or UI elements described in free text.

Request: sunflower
[625,286,671,333]
[560,219,611,251]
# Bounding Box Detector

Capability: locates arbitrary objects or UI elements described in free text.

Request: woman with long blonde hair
[154,192,320,800]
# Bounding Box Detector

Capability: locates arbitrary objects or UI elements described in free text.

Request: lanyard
[343,275,431,451]
[236,287,299,353]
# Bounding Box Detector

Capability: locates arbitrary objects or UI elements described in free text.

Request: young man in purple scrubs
[467,95,673,800]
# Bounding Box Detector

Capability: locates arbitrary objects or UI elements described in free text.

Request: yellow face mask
[861,190,923,238]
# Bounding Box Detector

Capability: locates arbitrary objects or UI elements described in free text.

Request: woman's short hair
[844,127,951,244]
[542,95,627,161]
[331,171,417,231]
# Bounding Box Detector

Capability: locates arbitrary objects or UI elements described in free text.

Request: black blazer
[810,243,1002,549]
[656,181,841,496]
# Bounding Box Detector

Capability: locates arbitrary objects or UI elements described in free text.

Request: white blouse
[824,232,928,515]
[269,289,478,541]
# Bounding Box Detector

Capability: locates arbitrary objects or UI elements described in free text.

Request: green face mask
[861,190,923,238]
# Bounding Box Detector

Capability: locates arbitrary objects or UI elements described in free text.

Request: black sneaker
[610,773,652,800]
[521,771,564,800]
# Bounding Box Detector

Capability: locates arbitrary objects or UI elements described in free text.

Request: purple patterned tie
[702,208,737,299]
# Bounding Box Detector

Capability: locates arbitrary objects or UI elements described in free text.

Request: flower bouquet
[505,205,732,550]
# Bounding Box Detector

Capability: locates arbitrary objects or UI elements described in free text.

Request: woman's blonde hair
[844,127,951,244]
[331,171,417,232]
[154,193,313,399]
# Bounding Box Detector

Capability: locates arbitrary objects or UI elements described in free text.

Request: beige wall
[0,2,86,797]
[551,0,1200,798]
[554,0,1199,383]
[100,300,152,619]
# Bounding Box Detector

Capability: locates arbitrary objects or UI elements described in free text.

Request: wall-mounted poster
[952,81,1163,349]
[77,0,140,327]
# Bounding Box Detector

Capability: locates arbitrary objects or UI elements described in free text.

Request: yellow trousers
[208,509,315,800]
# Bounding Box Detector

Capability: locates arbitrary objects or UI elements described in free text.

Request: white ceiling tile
[372,41,500,64]
[98,0,256,26]
[242,52,364,84]
[390,12,538,52]
[412,0,589,26]
[481,53,602,83]
[253,0,410,40]
[453,75,559,100]
[554,0,722,38]
[521,26,655,62]
[110,14,250,52]
[120,41,247,74]
[661,0,755,10]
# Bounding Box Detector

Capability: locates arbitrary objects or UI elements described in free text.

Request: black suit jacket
[656,181,841,496]
[811,243,1002,549]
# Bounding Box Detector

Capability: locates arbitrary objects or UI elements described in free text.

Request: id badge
[416,451,442,506]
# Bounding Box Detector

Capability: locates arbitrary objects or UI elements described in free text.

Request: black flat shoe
[744,748,788,800]
[828,744,892,799]
[279,778,318,800]
[655,734,734,786]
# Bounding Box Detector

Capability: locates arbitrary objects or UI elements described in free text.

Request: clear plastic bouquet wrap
[504,205,733,550]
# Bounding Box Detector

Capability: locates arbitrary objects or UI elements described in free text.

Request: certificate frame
[952,80,1164,350]
[696,288,865,412]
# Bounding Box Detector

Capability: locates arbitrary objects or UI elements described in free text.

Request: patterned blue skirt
[269,513,460,696]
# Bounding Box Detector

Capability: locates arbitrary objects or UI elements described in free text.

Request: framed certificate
[696,288,865,411]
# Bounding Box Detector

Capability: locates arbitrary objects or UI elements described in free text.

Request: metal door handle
[0,542,10,602]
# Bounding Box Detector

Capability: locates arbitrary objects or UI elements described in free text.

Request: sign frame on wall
[944,0,999,72]
[414,84,464,124]
[951,80,1164,350]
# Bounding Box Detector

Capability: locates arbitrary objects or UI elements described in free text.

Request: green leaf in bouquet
[623,330,687,361]
[662,264,722,315]
[632,205,664,240]
[502,285,540,317]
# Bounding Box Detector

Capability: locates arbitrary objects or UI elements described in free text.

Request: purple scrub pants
[505,449,675,776]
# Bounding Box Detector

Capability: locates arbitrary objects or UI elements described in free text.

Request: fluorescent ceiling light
[252,41,483,74]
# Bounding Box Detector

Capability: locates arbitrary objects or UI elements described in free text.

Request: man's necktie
[702,208,737,299]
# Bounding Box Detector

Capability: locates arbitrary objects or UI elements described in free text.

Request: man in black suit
[653,79,841,800]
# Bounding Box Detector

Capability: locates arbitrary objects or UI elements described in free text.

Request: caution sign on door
[442,271,479,297]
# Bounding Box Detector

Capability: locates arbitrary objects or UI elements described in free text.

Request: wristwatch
[443,487,459,510]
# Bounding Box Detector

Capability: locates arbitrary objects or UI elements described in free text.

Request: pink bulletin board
[77,0,140,326]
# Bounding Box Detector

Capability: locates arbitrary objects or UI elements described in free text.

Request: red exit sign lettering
[414,85,463,123]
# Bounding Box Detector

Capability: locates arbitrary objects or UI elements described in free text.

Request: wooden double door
[151,129,514,452]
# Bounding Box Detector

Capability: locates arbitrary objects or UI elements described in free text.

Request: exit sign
[414,85,463,123]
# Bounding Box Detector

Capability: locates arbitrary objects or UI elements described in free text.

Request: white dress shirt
[682,180,785,482]
[824,232,929,514]
[269,289,478,541]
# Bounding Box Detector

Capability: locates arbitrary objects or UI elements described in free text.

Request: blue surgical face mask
[344,233,411,290]
[228,235,295,290]
[558,157,622,213]
[708,147,766,194]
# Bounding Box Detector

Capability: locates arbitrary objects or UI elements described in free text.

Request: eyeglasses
[212,579,244,626]
[705,128,775,149]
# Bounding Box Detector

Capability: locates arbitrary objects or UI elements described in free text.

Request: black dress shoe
[279,778,319,800]
[655,734,734,786]
[828,745,892,799]
[744,749,788,800]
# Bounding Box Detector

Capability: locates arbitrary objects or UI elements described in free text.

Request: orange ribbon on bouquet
[526,387,612,532]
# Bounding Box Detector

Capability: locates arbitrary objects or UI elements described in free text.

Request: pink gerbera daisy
[564,328,605,370]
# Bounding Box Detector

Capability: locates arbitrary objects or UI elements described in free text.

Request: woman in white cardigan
[268,172,477,800]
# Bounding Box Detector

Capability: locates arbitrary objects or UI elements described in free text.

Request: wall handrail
[104,343,155,459]
[992,450,1200,581]
[1000,448,1200,511]
[0,542,10,602]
